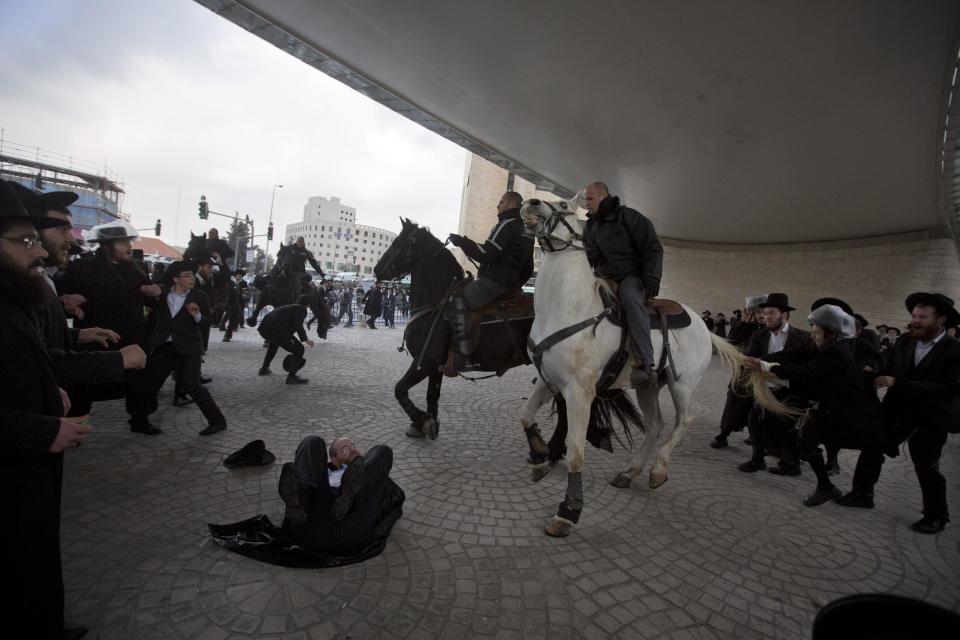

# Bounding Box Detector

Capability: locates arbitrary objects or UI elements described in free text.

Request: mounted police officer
[289,236,325,281]
[447,191,534,371]
[582,181,663,387]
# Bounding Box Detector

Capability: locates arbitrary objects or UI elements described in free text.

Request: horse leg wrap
[448,294,472,354]
[556,472,583,523]
[524,423,549,464]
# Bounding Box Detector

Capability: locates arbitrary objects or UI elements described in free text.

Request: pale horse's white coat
[519,196,732,535]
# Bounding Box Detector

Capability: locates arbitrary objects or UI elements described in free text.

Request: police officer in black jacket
[582,181,663,387]
[258,295,315,384]
[288,236,325,278]
[447,191,534,371]
[875,292,960,534]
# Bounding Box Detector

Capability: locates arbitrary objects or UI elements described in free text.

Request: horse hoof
[610,473,632,489]
[544,519,572,538]
[530,463,552,483]
[649,473,668,489]
[405,425,425,439]
[418,415,439,441]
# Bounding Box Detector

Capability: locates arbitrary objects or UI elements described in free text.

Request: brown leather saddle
[597,286,691,329]
[479,289,534,322]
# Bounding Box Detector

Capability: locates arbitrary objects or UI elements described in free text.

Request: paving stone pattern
[62,324,960,639]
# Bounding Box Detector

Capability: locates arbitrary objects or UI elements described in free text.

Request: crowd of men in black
[707,291,960,536]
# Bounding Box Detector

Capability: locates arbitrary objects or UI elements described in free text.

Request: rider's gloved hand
[643,277,660,299]
[448,234,463,247]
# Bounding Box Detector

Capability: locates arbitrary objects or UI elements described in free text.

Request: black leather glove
[448,234,463,247]
[643,277,660,299]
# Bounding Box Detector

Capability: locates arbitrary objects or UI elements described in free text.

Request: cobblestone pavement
[62,323,960,639]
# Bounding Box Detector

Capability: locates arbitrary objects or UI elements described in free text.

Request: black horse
[246,244,327,335]
[183,232,230,325]
[374,218,533,439]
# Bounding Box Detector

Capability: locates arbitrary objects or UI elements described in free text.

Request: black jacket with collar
[460,208,535,288]
[745,323,811,359]
[258,303,308,344]
[583,196,663,285]
[881,332,960,434]
[146,287,210,356]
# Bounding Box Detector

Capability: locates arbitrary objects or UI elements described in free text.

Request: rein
[533,203,586,253]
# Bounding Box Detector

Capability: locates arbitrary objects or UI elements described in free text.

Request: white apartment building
[284,195,397,274]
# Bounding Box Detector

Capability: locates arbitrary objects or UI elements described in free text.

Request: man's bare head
[497,191,523,214]
[329,437,360,466]
[583,181,610,215]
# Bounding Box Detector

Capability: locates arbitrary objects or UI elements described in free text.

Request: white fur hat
[807,304,856,339]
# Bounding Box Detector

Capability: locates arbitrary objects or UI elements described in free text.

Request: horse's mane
[403,223,463,308]
[413,225,464,280]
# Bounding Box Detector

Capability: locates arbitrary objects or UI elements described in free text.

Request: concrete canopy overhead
[198,1,960,244]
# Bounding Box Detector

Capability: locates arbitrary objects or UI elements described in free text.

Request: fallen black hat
[223,440,276,469]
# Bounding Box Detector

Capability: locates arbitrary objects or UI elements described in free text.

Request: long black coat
[258,304,308,344]
[363,287,383,316]
[881,333,960,436]
[745,324,811,358]
[146,288,211,357]
[0,296,67,639]
[767,341,885,448]
[56,249,151,348]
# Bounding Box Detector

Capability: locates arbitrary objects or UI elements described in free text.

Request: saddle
[478,288,534,322]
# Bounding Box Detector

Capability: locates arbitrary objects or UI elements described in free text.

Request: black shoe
[286,374,309,385]
[278,462,304,521]
[172,394,194,407]
[737,459,767,473]
[318,329,328,340]
[768,463,802,477]
[630,366,653,388]
[825,458,840,476]
[911,517,947,534]
[222,335,232,342]
[258,367,271,376]
[834,490,875,509]
[331,456,365,521]
[130,421,162,436]
[63,624,88,640]
[744,437,754,446]
[199,423,226,436]
[803,485,841,507]
[710,435,729,449]
[200,376,212,385]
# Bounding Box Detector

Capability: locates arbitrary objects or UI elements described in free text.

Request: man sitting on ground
[279,435,399,555]
[257,294,315,384]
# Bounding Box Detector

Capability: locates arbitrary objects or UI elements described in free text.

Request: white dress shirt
[914,330,946,366]
[165,291,202,343]
[765,322,791,388]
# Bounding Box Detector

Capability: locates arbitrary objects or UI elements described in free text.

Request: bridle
[525,199,585,253]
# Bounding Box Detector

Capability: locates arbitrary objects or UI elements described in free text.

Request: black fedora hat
[760,292,795,311]
[1,180,67,229]
[282,354,306,373]
[811,297,853,316]
[162,259,198,286]
[223,440,276,469]
[852,313,869,328]
[8,182,77,216]
[905,292,960,326]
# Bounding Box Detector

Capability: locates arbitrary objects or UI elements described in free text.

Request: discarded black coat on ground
[0,296,67,639]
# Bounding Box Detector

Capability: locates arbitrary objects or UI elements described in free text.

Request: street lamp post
[264,183,283,271]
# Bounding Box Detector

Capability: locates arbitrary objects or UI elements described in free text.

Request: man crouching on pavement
[278,436,399,555]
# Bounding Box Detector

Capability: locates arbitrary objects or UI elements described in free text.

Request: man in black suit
[258,295,315,384]
[737,293,811,475]
[874,292,960,534]
[711,295,766,449]
[132,260,227,436]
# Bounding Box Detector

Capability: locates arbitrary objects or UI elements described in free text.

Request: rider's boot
[629,357,655,388]
[450,295,480,372]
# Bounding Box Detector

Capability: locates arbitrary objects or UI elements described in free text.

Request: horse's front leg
[611,387,666,489]
[247,300,265,327]
[519,379,554,482]
[395,362,435,440]
[422,370,443,440]
[545,385,592,538]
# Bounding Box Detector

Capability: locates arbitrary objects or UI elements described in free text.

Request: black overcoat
[258,304,308,344]
[363,287,383,316]
[146,288,211,357]
[881,333,960,436]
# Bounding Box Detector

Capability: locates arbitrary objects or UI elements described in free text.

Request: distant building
[0,141,126,232]
[284,195,397,274]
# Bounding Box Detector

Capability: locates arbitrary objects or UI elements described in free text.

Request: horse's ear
[569,190,584,211]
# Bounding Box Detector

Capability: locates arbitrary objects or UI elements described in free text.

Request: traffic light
[154,219,162,236]
[199,196,209,220]
[267,222,274,241]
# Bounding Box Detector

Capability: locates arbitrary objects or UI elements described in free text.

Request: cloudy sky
[0,0,468,248]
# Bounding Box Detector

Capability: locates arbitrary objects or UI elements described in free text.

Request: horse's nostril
[529,199,541,206]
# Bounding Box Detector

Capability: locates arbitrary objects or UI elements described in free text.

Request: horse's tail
[708,333,803,419]
[590,391,643,450]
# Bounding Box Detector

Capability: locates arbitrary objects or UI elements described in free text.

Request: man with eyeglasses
[278,435,402,555]
[0,180,94,640]
[136,260,228,436]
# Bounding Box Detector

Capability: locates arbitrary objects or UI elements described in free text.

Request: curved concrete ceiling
[197,0,960,243]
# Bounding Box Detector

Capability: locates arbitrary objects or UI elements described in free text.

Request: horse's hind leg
[519,379,554,482]
[545,386,592,537]
[395,362,436,440]
[649,378,699,488]
[611,386,665,489]
[423,370,444,439]
[247,301,265,327]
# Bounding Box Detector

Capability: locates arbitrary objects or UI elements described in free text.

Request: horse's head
[375,217,420,282]
[184,231,207,259]
[520,194,584,253]
[272,242,292,277]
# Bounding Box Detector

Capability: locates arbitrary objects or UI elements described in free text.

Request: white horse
[518,195,745,537]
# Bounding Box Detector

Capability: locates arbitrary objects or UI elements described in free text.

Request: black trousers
[262,337,304,372]
[131,344,225,427]
[718,386,753,436]
[908,428,949,521]
[746,388,804,465]
[336,302,353,325]
[290,439,394,554]
[68,368,153,420]
[798,410,884,494]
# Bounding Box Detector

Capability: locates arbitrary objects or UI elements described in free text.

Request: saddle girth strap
[527,308,613,391]
[656,306,680,382]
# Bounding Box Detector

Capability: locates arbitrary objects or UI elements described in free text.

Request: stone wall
[660,232,960,330]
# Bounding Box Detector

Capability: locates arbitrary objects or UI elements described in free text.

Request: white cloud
[0,0,467,250]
